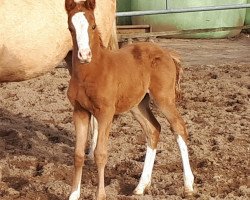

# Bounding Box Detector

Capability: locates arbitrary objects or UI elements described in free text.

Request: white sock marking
[69,181,81,200]
[88,116,98,159]
[134,145,156,194]
[177,135,194,193]
[71,12,91,62]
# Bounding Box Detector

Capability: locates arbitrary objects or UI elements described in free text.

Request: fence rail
[116,3,250,17]
[117,25,250,42]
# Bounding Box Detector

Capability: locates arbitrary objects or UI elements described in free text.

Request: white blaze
[71,12,92,63]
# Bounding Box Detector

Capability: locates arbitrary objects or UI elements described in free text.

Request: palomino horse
[0,0,116,82]
[65,0,194,199]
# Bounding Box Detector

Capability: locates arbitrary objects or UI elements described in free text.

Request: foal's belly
[115,89,147,114]
[114,71,150,114]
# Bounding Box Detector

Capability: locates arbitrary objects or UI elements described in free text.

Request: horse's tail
[170,51,183,101]
[108,20,119,50]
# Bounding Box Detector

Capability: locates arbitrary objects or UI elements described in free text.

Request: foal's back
[102,42,178,86]
[109,42,176,70]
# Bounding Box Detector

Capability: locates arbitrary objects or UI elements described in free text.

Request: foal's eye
[92,24,96,30]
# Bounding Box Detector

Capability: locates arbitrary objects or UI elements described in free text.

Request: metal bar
[116,4,250,17]
[117,25,250,41]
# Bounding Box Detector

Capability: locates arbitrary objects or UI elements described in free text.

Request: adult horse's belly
[0,0,116,82]
[0,0,71,82]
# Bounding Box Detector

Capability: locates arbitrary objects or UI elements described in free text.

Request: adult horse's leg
[130,94,161,195]
[150,89,194,196]
[94,109,114,200]
[69,103,90,200]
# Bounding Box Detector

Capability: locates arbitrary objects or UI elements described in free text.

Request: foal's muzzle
[78,48,92,63]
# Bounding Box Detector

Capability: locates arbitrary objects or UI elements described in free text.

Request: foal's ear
[65,0,76,13]
[84,0,96,10]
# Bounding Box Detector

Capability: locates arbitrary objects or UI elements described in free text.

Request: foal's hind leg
[152,92,194,196]
[87,115,98,159]
[130,94,161,195]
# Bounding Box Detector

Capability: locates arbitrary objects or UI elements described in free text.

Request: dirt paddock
[0,35,249,200]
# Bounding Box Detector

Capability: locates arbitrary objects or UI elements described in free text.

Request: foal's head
[65,0,97,63]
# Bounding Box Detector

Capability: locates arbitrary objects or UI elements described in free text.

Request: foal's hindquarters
[127,47,194,196]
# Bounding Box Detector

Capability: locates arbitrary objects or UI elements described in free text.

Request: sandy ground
[0,34,249,200]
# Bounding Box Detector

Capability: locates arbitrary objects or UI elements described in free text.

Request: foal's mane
[96,29,105,49]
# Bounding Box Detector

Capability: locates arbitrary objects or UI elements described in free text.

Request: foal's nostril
[78,51,83,59]
[78,49,92,63]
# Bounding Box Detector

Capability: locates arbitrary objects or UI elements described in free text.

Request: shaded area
[0,108,73,162]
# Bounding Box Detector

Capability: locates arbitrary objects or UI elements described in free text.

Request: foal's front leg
[69,106,90,200]
[94,111,114,200]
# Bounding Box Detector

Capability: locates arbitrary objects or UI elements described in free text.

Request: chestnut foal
[65,0,194,199]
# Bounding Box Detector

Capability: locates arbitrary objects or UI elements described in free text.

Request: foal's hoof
[133,188,144,195]
[96,192,106,200]
[184,187,194,197]
[69,191,80,200]
[133,181,151,195]
[96,196,106,200]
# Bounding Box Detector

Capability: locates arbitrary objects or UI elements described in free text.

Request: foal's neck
[90,30,105,58]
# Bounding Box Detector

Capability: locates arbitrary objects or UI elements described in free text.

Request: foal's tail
[170,51,183,100]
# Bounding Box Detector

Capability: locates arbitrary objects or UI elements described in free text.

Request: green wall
[131,0,247,38]
[245,0,250,24]
[117,0,132,25]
